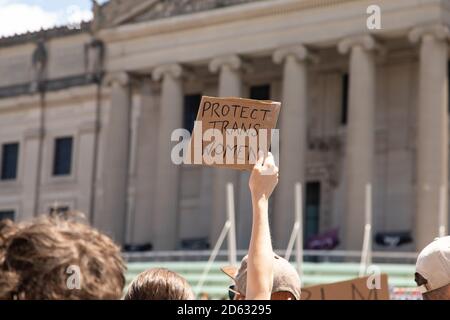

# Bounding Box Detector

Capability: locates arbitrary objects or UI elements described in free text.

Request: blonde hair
[124,268,194,300]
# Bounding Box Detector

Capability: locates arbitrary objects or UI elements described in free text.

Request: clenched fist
[249,151,279,202]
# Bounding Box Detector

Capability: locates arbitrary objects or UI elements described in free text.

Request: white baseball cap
[415,236,450,293]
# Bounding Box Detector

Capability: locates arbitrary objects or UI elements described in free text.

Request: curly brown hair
[0,212,126,300]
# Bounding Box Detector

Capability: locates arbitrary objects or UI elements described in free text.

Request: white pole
[359,184,372,277]
[438,185,447,238]
[226,183,237,267]
[196,221,231,294]
[295,183,303,278]
[270,128,280,168]
[284,222,299,261]
[366,184,372,267]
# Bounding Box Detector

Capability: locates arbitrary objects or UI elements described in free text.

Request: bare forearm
[247,197,273,300]
[246,151,278,300]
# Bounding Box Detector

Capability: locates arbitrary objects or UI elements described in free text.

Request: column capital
[79,120,100,134]
[152,63,183,81]
[208,54,242,73]
[273,44,318,64]
[409,24,450,44]
[24,127,44,139]
[104,71,130,87]
[338,35,383,55]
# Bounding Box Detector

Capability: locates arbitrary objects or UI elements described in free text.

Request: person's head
[222,254,301,300]
[124,268,195,300]
[199,292,210,300]
[0,212,126,300]
[0,219,17,264]
[415,236,450,300]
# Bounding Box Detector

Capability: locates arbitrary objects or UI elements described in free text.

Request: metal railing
[123,248,418,264]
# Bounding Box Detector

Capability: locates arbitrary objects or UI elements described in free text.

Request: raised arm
[246,152,279,300]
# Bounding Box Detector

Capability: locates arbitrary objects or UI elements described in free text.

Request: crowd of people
[0,151,449,300]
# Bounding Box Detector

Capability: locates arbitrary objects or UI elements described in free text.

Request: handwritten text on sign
[301,274,390,300]
[186,96,281,170]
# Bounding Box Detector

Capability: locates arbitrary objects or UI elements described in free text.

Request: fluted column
[208,55,242,245]
[152,63,184,250]
[272,45,316,248]
[97,72,131,244]
[133,79,159,245]
[338,35,379,250]
[22,127,44,220]
[77,121,98,221]
[409,25,449,250]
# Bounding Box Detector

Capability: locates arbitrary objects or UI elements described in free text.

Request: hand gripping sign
[184,96,281,170]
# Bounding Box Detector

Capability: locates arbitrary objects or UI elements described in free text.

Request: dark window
[250,84,271,100]
[183,94,202,133]
[250,84,272,152]
[1,143,19,180]
[448,61,450,113]
[53,137,73,176]
[305,181,321,242]
[49,205,69,216]
[0,210,15,222]
[341,73,349,125]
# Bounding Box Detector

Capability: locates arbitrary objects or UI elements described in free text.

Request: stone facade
[0,0,449,252]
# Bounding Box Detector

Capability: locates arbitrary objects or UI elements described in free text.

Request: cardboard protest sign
[301,274,390,300]
[185,96,281,170]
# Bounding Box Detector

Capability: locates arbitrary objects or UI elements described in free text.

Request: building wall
[0,43,34,87]
[0,0,449,251]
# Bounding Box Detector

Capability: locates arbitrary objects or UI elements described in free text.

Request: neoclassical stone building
[0,0,449,252]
